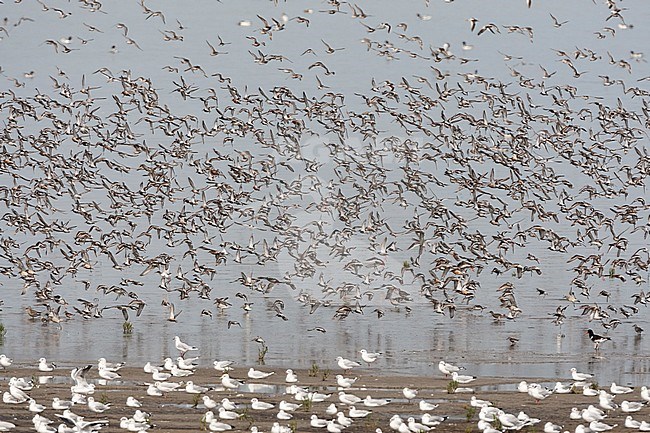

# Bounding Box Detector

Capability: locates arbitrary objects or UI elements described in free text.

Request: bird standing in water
[586,329,611,351]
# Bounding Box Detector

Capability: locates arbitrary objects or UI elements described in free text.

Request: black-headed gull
[451,371,476,384]
[336,412,352,427]
[326,403,338,415]
[221,398,238,411]
[598,390,617,410]
[87,396,111,413]
[553,382,572,393]
[285,369,298,383]
[155,381,181,392]
[208,419,232,432]
[250,397,274,410]
[171,364,193,377]
[621,400,644,412]
[133,410,150,423]
[359,349,381,365]
[610,382,633,394]
[389,415,403,431]
[348,406,371,418]
[8,383,29,402]
[625,416,642,429]
[185,381,209,394]
[0,354,12,369]
[543,421,562,433]
[146,384,163,397]
[336,375,357,388]
[277,409,293,420]
[338,391,361,405]
[336,356,360,371]
[97,358,124,371]
[174,336,197,356]
[52,397,73,410]
[177,356,198,370]
[29,399,46,413]
[248,367,275,379]
[470,396,492,407]
[126,396,142,408]
[98,366,120,381]
[408,417,431,432]
[581,405,606,422]
[569,408,582,420]
[202,396,217,409]
[438,360,462,376]
[418,400,438,411]
[220,374,243,390]
[213,360,234,372]
[326,420,343,433]
[497,410,525,430]
[422,413,447,426]
[363,395,390,407]
[0,420,15,431]
[38,358,56,372]
[570,368,593,382]
[588,420,617,432]
[527,383,552,402]
[310,414,328,428]
[279,400,301,412]
[55,410,108,432]
[642,386,650,402]
[217,407,240,420]
[70,365,94,395]
[402,387,418,400]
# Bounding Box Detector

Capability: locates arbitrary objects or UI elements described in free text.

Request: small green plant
[0,322,6,344]
[302,397,313,412]
[239,408,254,428]
[257,344,268,364]
[98,393,109,405]
[288,419,297,433]
[447,380,459,394]
[123,321,133,335]
[308,363,320,377]
[493,418,503,430]
[364,417,378,429]
[199,413,208,430]
[191,393,201,408]
[321,369,330,381]
[465,427,473,433]
[465,405,476,422]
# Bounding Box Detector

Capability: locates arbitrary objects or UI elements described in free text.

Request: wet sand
[0,363,641,432]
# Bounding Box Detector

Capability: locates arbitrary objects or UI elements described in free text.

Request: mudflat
[0,363,639,432]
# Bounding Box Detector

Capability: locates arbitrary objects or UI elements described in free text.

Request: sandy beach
[0,362,641,432]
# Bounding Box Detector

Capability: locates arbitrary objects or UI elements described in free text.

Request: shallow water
[0,0,649,387]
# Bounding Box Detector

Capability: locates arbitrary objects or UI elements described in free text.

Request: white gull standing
[570,368,593,382]
[438,360,462,376]
[359,349,381,365]
[336,356,360,371]
[174,336,198,357]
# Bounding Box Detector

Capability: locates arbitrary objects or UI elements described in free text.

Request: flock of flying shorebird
[2,341,650,432]
[0,0,649,384]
